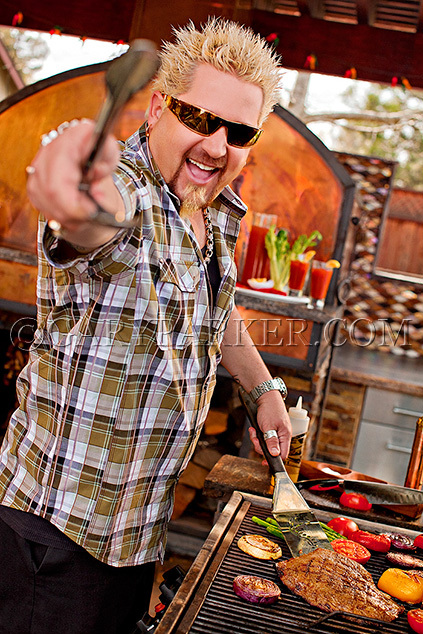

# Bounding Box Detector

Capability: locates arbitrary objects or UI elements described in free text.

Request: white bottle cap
[288,396,310,436]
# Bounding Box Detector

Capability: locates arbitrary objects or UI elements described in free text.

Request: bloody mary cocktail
[310,261,333,306]
[288,257,310,295]
[241,212,277,284]
[241,225,271,283]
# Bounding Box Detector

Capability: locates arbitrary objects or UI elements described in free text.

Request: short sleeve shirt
[0,124,246,567]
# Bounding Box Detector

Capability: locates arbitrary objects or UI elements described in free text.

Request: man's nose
[200,125,228,157]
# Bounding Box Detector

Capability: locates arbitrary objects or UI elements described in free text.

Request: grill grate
[187,503,412,634]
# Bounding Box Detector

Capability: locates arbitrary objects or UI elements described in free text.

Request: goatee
[169,150,227,218]
[179,183,210,219]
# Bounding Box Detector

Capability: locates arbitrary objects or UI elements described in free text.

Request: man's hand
[248,390,292,461]
[27,120,122,246]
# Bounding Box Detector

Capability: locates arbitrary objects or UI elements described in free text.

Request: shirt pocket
[155,258,200,350]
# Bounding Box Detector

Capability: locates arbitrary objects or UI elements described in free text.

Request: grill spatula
[239,387,332,557]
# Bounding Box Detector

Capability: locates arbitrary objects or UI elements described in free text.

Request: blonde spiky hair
[152,17,281,124]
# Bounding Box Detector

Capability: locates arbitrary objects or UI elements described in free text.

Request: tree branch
[302,109,423,124]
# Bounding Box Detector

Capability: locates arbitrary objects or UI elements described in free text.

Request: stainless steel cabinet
[351,387,423,485]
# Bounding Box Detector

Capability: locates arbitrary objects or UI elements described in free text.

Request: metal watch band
[248,377,288,402]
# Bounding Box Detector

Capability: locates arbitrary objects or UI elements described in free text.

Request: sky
[30,33,128,82]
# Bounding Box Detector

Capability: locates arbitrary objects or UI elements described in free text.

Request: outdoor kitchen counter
[314,343,423,474]
[203,454,423,530]
[331,344,423,396]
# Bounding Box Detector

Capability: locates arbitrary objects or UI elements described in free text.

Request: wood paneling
[0,66,152,306]
[0,260,37,305]
[1,1,423,87]
[376,217,423,277]
[252,8,423,87]
[0,69,108,254]
[236,305,313,359]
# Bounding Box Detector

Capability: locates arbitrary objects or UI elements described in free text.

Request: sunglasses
[163,94,263,148]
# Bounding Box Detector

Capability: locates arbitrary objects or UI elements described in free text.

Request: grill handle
[239,386,285,475]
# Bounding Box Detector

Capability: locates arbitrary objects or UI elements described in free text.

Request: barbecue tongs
[49,39,159,235]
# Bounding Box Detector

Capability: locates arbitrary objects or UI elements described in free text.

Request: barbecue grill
[155,491,421,633]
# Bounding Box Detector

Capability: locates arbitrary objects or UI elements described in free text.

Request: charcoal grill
[155,491,421,634]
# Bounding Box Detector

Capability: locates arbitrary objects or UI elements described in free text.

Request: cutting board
[300,460,423,525]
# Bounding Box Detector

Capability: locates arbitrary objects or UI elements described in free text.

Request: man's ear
[148,91,166,129]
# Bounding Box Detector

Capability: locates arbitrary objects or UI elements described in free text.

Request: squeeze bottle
[284,396,310,483]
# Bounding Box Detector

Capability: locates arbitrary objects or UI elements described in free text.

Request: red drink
[289,259,310,292]
[310,264,333,301]
[241,225,270,283]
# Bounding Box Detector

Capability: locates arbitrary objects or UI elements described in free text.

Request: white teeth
[188,159,215,171]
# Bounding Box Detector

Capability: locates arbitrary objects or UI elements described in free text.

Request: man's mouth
[186,158,221,184]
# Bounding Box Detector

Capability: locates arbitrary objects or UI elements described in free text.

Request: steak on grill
[275,548,404,622]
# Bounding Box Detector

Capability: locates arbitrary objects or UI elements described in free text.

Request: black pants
[0,518,155,634]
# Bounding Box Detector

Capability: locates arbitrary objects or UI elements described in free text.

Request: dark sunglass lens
[188,110,220,135]
[176,101,221,135]
[227,123,261,148]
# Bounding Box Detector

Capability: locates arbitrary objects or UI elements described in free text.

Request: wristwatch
[249,377,288,402]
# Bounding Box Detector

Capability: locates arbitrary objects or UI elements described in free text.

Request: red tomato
[415,535,423,550]
[408,608,423,634]
[351,530,391,552]
[331,538,371,564]
[339,491,372,511]
[327,517,359,539]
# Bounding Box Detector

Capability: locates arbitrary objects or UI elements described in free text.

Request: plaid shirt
[0,124,246,567]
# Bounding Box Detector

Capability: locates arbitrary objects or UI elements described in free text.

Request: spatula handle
[239,387,286,475]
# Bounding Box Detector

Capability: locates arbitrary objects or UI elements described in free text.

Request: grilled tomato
[331,538,371,564]
[351,530,391,552]
[408,608,423,633]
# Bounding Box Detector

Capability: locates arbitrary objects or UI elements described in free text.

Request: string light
[392,76,412,90]
[49,26,63,36]
[12,12,23,26]
[344,67,357,79]
[304,53,317,70]
[265,32,279,48]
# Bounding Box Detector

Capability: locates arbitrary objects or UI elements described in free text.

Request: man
[0,18,291,634]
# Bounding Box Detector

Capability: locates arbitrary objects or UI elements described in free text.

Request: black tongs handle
[78,40,159,228]
[238,387,285,475]
[81,39,159,180]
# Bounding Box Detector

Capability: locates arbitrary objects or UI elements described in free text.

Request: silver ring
[263,429,278,441]
[26,165,36,175]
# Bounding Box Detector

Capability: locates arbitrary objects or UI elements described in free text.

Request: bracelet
[249,377,288,402]
[40,118,89,146]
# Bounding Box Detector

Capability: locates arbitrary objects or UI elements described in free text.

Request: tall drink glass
[288,254,311,297]
[241,212,278,284]
[310,261,333,308]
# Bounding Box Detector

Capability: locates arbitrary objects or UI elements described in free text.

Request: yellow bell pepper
[378,569,423,604]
